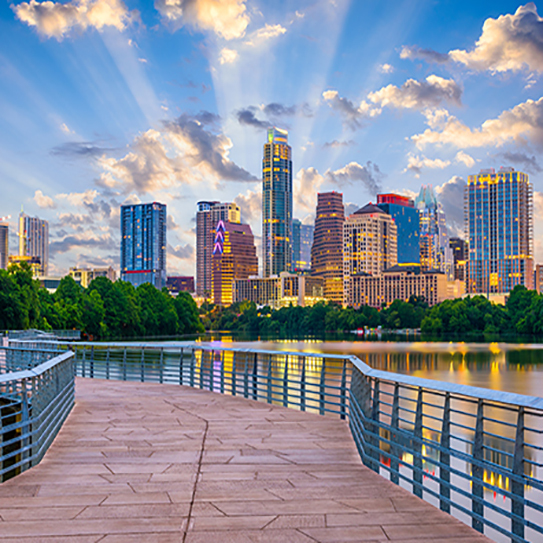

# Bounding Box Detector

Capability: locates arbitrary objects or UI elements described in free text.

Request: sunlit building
[166,276,195,295]
[69,267,116,288]
[449,237,467,282]
[262,127,292,277]
[466,167,534,294]
[196,201,240,298]
[415,186,453,279]
[346,266,447,309]
[343,203,397,306]
[212,220,258,306]
[292,219,313,272]
[234,272,324,309]
[311,191,345,303]
[19,212,49,275]
[8,255,41,277]
[120,202,166,289]
[377,193,420,265]
[0,220,8,270]
[535,264,543,294]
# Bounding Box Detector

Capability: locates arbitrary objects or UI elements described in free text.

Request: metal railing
[0,348,75,482]
[9,339,543,543]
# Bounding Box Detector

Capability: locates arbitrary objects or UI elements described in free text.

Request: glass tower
[292,219,314,272]
[19,213,49,275]
[466,167,533,294]
[262,127,292,277]
[121,202,167,289]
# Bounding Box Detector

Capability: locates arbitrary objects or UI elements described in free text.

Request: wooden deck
[0,378,492,542]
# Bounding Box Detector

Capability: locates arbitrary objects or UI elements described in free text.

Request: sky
[1,0,543,277]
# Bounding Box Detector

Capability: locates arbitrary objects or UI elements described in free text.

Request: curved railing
[8,340,543,543]
[0,348,75,481]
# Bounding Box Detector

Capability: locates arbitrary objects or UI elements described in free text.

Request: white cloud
[449,3,543,73]
[244,23,287,46]
[60,122,74,134]
[404,154,451,176]
[13,0,137,40]
[155,0,249,40]
[294,167,325,218]
[34,190,56,209]
[234,188,261,224]
[455,150,476,168]
[413,97,543,149]
[379,63,394,74]
[219,47,238,65]
[435,176,466,236]
[56,189,99,207]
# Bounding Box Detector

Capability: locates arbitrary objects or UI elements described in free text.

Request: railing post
[179,348,184,385]
[159,348,164,384]
[190,349,196,388]
[472,399,484,533]
[220,351,225,394]
[300,356,306,412]
[512,407,525,540]
[82,345,86,378]
[340,360,347,420]
[209,350,214,392]
[20,378,31,468]
[440,392,451,513]
[252,352,258,400]
[319,358,326,415]
[140,347,145,382]
[266,353,272,404]
[283,355,289,407]
[413,388,423,498]
[90,345,94,379]
[390,383,400,485]
[232,351,237,396]
[243,352,249,398]
[199,350,206,389]
[122,347,127,381]
[106,347,110,380]
[370,379,381,473]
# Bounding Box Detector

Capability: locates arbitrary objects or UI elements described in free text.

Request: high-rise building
[69,267,116,288]
[535,264,543,294]
[343,203,397,306]
[292,219,314,272]
[19,212,49,275]
[0,219,8,270]
[212,220,258,305]
[310,192,345,303]
[196,201,240,298]
[120,202,166,289]
[449,238,467,282]
[166,276,195,295]
[376,194,420,265]
[466,167,533,294]
[415,186,453,278]
[262,127,292,277]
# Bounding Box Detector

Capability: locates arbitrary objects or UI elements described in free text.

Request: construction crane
[0,215,10,223]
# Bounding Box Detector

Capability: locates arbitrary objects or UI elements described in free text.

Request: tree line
[0,263,204,339]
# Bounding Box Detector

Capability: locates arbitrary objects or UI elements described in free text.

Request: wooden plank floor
[0,378,492,542]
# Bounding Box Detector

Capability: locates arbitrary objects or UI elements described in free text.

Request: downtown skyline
[1,1,543,276]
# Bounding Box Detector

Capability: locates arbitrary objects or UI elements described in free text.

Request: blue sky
[1,0,543,276]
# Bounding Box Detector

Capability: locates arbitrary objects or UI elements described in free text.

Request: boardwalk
[0,378,491,542]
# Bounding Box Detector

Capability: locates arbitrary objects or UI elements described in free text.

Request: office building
[343,203,397,306]
[166,276,195,295]
[19,212,49,275]
[311,192,345,303]
[415,186,453,278]
[292,219,314,272]
[120,202,166,289]
[346,266,447,309]
[212,220,258,306]
[234,272,324,309]
[377,193,420,265]
[8,255,41,276]
[535,264,543,294]
[0,220,8,270]
[69,267,116,288]
[196,201,240,298]
[449,238,468,282]
[262,127,293,277]
[466,167,533,294]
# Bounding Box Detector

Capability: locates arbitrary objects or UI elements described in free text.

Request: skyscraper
[292,219,314,272]
[343,203,397,306]
[196,201,240,298]
[466,167,533,294]
[0,219,8,270]
[310,192,345,303]
[415,186,453,278]
[120,202,166,289]
[212,220,258,305]
[376,194,420,265]
[19,212,49,275]
[449,237,467,282]
[262,127,292,277]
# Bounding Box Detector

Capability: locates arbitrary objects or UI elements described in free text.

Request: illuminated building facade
[415,186,453,278]
[69,267,116,288]
[0,221,7,270]
[310,192,345,303]
[343,203,397,306]
[234,272,324,309]
[376,193,420,265]
[449,237,467,282]
[166,276,195,295]
[292,219,313,271]
[466,167,533,294]
[8,255,41,277]
[211,220,258,306]
[19,212,49,275]
[262,127,292,277]
[120,202,166,289]
[346,266,447,309]
[196,201,240,298]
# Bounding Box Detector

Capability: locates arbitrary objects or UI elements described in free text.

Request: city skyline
[1,1,543,276]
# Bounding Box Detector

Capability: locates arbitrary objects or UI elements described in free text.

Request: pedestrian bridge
[0,377,489,542]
